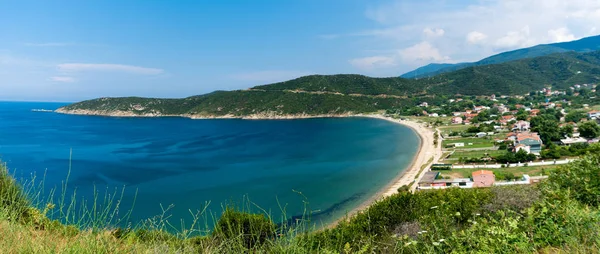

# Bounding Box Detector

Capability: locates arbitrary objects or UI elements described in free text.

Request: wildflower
[432,242,440,246]
[404,242,412,247]
[475,213,481,216]
[472,221,478,225]
[430,206,438,209]
[455,212,461,216]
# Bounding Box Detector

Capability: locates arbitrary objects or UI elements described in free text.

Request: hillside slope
[401,35,600,78]
[58,51,600,118]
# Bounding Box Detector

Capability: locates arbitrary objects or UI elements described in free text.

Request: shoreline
[54,109,438,228]
[327,115,436,227]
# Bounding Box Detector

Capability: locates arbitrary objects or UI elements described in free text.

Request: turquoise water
[0,101,419,229]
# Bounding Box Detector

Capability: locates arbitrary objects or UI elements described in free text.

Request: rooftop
[472,170,494,177]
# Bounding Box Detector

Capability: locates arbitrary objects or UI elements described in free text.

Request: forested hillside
[59,51,600,117]
[402,34,600,78]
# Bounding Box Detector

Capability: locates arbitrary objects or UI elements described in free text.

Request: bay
[0,101,419,229]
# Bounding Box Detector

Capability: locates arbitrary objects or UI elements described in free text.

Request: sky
[1,0,600,101]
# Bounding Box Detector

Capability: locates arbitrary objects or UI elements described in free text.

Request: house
[472,170,495,188]
[476,132,487,138]
[453,143,465,147]
[429,113,439,117]
[453,112,463,117]
[473,106,489,112]
[420,102,429,107]
[451,116,463,124]
[561,137,588,145]
[530,109,540,116]
[516,132,543,155]
[496,105,509,114]
[515,143,531,153]
[512,120,530,131]
[506,132,517,142]
[502,115,516,122]
[418,171,441,188]
[588,110,600,119]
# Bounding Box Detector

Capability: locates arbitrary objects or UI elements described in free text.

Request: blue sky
[1,0,599,101]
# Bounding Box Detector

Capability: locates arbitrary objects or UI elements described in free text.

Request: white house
[476,132,487,138]
[512,120,531,131]
[588,110,600,119]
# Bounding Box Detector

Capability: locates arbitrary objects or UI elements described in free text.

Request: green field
[442,137,495,149]
[443,149,507,161]
[434,165,560,178]
[438,124,470,133]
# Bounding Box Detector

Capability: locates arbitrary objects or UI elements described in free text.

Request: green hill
[401,34,600,78]
[59,51,600,118]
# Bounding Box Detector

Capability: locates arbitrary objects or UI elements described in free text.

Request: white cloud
[399,42,450,63]
[494,26,536,49]
[466,31,487,44]
[50,76,76,83]
[348,0,600,74]
[349,56,397,70]
[57,63,164,75]
[232,70,313,83]
[423,28,445,38]
[548,27,578,42]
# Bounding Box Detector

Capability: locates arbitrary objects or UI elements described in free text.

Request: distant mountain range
[58,50,600,118]
[401,35,600,79]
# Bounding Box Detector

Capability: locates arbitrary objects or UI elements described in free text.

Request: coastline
[327,115,437,227]
[54,109,438,228]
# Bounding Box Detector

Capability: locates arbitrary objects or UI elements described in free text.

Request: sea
[0,101,419,230]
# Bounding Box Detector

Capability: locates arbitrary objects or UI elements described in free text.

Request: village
[387,83,600,190]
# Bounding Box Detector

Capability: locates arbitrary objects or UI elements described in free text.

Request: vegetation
[60,51,600,117]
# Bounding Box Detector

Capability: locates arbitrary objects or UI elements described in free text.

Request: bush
[545,153,600,207]
[212,207,276,249]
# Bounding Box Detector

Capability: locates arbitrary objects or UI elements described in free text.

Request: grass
[442,137,495,149]
[434,164,560,179]
[443,149,507,161]
[438,124,470,133]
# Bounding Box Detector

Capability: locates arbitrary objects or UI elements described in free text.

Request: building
[588,110,600,119]
[476,132,487,138]
[502,115,516,122]
[516,132,543,155]
[512,120,530,131]
[560,137,588,145]
[429,113,439,117]
[515,144,531,153]
[418,171,441,188]
[420,102,429,107]
[472,170,495,188]
[451,116,463,124]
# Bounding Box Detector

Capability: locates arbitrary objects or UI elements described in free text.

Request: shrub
[212,207,276,249]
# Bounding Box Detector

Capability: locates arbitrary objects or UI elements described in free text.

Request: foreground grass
[2,151,600,253]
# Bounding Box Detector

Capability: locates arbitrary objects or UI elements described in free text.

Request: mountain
[58,51,600,118]
[401,35,600,78]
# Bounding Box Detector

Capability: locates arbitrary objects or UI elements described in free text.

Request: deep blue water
[0,101,419,229]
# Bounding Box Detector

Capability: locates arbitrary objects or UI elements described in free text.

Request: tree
[578,121,600,139]
[560,124,574,138]
[530,116,561,144]
[565,110,587,123]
